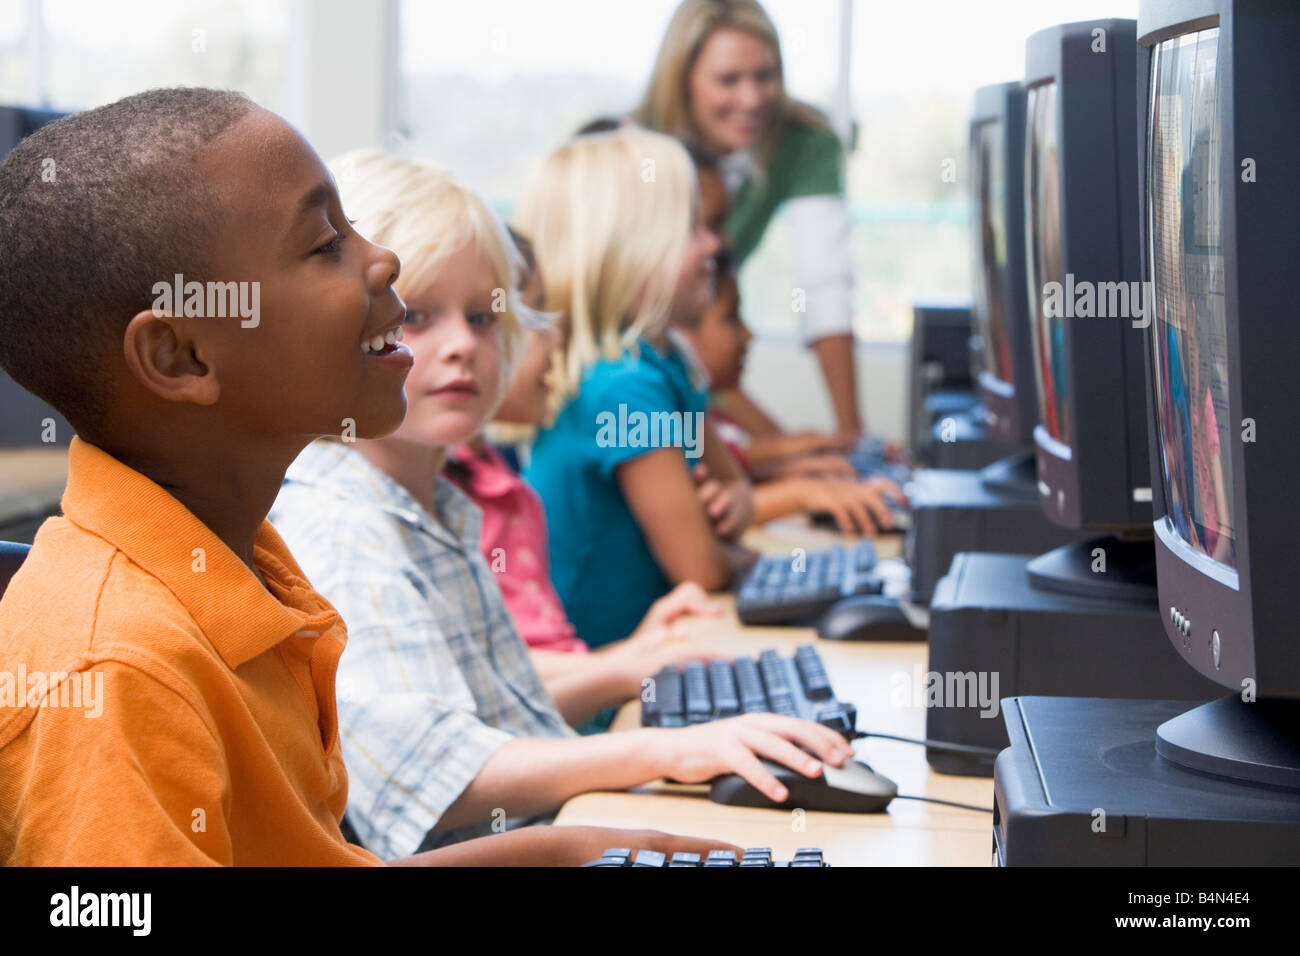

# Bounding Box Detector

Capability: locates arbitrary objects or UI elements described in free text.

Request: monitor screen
[1146,26,1235,570]
[1024,82,1068,445]
[972,119,1013,385]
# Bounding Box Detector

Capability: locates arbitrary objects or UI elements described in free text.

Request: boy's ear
[122,308,220,406]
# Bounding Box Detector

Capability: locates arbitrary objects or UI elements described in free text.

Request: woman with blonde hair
[519,127,756,650]
[635,0,864,440]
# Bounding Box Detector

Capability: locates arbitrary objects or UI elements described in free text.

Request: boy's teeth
[384,329,398,345]
[370,334,386,352]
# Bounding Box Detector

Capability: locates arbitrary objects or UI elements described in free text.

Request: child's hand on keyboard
[645,714,855,804]
[635,581,722,632]
[542,827,743,868]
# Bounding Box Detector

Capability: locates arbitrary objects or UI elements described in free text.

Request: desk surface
[554,520,995,866]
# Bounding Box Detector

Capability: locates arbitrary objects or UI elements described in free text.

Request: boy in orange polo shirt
[0,89,731,866]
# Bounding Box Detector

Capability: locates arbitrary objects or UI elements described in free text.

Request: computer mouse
[817,595,927,642]
[709,758,897,813]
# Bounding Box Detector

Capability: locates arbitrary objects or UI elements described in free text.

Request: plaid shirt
[269,439,574,860]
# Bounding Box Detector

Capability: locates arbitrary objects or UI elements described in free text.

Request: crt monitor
[1023,20,1152,535]
[970,81,1035,450]
[1139,0,1300,787]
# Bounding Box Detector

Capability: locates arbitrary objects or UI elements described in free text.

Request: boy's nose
[368,243,401,291]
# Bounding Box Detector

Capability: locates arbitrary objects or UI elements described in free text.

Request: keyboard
[640,645,858,739]
[584,847,830,867]
[735,541,881,625]
[849,435,912,485]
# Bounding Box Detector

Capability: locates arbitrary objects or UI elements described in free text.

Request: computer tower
[905,469,1086,603]
[994,696,1300,865]
[925,553,1221,775]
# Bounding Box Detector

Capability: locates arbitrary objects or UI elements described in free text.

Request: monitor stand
[905,468,1088,604]
[1025,533,1157,604]
[1156,695,1300,790]
[995,696,1300,865]
[976,450,1038,503]
[923,552,1220,776]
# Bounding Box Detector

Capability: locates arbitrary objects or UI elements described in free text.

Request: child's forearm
[529,648,585,680]
[712,388,784,437]
[435,731,669,831]
[538,653,635,727]
[751,479,810,524]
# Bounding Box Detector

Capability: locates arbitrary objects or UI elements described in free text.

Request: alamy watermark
[0,667,103,717]
[595,405,705,459]
[151,273,260,328]
[1042,272,1155,328]
[890,664,1000,718]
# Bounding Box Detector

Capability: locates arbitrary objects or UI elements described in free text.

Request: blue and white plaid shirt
[269,439,574,860]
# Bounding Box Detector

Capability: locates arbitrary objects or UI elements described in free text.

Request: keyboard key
[684,661,712,722]
[708,660,741,717]
[669,852,701,866]
[632,849,667,867]
[707,849,737,862]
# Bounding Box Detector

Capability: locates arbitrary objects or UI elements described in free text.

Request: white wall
[741,337,909,443]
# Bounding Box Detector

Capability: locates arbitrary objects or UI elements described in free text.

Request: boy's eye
[313,234,343,256]
[403,309,432,330]
[468,311,497,328]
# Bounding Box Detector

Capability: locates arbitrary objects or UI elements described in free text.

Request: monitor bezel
[1023,19,1152,532]
[1138,0,1300,695]
[970,82,1035,449]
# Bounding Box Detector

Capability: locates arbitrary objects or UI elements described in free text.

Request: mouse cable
[853,730,1002,759]
[891,793,994,813]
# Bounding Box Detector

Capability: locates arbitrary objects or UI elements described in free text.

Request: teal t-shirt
[525,338,709,648]
[728,117,845,263]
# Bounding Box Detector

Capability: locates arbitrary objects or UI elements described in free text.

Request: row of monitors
[965,0,1299,697]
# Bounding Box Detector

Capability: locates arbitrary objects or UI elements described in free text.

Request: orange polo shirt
[0,437,383,866]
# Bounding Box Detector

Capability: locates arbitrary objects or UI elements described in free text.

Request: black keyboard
[584,847,829,867]
[641,645,857,739]
[736,541,881,625]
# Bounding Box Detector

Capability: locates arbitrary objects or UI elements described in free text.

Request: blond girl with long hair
[519,127,756,650]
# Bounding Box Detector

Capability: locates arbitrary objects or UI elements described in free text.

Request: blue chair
[0,541,28,600]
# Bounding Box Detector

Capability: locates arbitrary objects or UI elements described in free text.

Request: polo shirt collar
[60,437,340,670]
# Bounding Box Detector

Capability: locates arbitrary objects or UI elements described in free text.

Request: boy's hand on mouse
[544,826,743,867]
[692,463,754,540]
[644,714,854,804]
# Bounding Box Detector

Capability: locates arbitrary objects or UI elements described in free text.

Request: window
[3,0,291,114]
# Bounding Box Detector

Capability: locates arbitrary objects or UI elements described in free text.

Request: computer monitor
[0,104,73,448]
[1023,20,1152,540]
[1139,0,1300,787]
[970,82,1035,450]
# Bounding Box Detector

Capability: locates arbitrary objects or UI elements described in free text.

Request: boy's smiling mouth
[360,311,413,367]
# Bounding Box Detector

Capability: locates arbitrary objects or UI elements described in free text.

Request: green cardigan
[727,118,846,262]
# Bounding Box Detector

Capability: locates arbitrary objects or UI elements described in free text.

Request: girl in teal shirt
[519,128,752,648]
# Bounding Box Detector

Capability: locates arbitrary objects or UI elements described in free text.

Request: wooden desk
[555,522,995,866]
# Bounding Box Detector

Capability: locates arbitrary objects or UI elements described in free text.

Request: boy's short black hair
[0,87,256,436]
